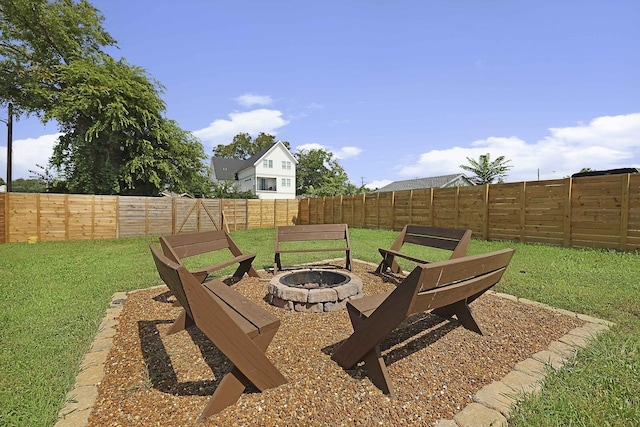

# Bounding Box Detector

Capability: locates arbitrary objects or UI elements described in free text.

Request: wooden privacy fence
[0,195,299,244]
[297,174,640,252]
[2,174,640,251]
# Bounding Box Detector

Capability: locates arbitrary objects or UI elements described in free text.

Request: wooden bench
[274,224,352,273]
[160,230,259,283]
[332,248,515,397]
[375,225,472,275]
[149,244,287,420]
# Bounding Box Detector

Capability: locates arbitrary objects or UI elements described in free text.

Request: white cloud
[295,143,324,152]
[235,94,273,107]
[366,179,392,190]
[334,146,362,160]
[0,133,62,180]
[548,113,640,148]
[398,112,640,183]
[193,109,290,148]
[294,143,362,160]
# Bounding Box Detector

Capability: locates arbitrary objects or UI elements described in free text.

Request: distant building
[375,174,474,193]
[571,167,640,178]
[210,141,297,199]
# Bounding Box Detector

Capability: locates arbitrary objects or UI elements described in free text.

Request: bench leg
[362,346,394,398]
[274,253,282,273]
[166,309,194,335]
[375,254,401,275]
[345,307,394,397]
[231,259,258,280]
[193,271,209,284]
[431,300,483,335]
[198,327,281,420]
[375,257,389,274]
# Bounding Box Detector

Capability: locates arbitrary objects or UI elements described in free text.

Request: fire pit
[267,269,363,312]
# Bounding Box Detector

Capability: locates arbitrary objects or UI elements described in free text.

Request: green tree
[48,56,208,194]
[295,148,355,196]
[11,178,46,193]
[213,132,290,159]
[208,180,257,199]
[0,0,208,195]
[460,153,512,184]
[0,0,116,116]
[28,163,68,192]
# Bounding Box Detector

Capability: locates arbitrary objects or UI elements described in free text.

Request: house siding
[254,144,296,199]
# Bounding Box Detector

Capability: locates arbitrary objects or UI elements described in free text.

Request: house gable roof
[375,174,474,193]
[210,158,246,180]
[210,141,296,179]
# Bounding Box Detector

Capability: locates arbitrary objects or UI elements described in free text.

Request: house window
[259,179,276,191]
[263,159,273,168]
[281,178,291,187]
[282,161,291,170]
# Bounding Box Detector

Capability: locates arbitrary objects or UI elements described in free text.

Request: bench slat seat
[332,248,515,397]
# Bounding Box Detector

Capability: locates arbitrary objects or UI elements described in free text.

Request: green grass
[1,228,639,426]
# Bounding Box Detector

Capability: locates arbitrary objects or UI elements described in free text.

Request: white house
[209,141,297,199]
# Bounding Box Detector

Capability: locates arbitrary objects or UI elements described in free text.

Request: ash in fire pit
[267,269,363,312]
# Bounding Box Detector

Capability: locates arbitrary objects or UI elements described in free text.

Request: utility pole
[1,103,12,192]
[7,103,12,192]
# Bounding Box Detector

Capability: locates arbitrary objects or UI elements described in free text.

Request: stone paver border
[54,264,614,427]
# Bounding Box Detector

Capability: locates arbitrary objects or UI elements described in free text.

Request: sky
[1,0,639,188]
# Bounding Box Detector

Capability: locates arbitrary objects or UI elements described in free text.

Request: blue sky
[1,0,639,188]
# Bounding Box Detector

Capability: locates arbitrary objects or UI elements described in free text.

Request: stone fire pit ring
[267,268,363,312]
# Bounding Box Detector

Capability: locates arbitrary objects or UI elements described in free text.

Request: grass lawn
[1,227,638,426]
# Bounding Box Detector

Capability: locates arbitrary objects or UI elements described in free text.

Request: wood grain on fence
[2,174,640,251]
[1,195,298,243]
[297,174,640,251]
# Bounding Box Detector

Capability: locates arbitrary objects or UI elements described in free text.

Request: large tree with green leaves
[295,148,357,197]
[213,132,290,159]
[0,0,208,195]
[460,153,512,184]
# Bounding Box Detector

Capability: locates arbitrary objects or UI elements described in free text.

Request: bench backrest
[385,248,515,319]
[275,224,351,246]
[409,247,514,315]
[392,225,472,259]
[160,230,236,262]
[149,243,193,318]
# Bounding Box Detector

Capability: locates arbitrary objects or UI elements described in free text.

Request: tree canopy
[213,132,290,159]
[0,0,208,195]
[459,153,512,184]
[294,148,360,197]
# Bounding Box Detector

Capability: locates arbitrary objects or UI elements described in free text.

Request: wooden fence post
[454,186,460,228]
[429,188,434,226]
[519,182,526,242]
[563,178,572,247]
[391,191,396,230]
[620,173,630,250]
[483,184,489,240]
